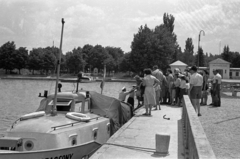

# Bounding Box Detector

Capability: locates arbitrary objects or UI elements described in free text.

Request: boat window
[69,134,78,146]
[24,140,34,151]
[48,99,72,111]
[0,137,22,151]
[75,100,90,112]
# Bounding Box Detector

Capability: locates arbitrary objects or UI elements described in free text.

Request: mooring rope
[103,143,156,153]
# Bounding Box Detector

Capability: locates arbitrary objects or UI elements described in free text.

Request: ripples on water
[0,79,133,132]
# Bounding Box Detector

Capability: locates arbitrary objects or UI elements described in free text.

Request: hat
[122,87,126,91]
[134,75,140,79]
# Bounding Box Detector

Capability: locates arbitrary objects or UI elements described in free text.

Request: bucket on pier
[155,133,170,155]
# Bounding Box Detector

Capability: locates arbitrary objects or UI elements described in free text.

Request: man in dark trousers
[212,69,222,107]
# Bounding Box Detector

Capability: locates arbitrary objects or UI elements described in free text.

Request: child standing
[179,75,187,106]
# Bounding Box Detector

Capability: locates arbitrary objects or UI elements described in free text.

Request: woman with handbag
[201,70,209,105]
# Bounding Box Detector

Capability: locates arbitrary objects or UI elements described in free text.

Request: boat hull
[0,141,100,159]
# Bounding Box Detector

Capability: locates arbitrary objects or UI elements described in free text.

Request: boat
[0,18,132,159]
[61,73,96,83]
[0,90,132,159]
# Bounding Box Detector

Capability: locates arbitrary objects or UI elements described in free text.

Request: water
[0,79,133,132]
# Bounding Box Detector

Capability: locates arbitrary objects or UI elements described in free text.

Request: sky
[0,0,240,55]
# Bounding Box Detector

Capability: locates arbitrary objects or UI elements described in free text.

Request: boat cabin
[37,91,90,114]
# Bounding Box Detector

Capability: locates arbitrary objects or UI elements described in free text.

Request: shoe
[209,103,213,106]
[198,113,202,116]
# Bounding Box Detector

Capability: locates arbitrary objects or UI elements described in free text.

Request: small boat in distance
[61,72,96,83]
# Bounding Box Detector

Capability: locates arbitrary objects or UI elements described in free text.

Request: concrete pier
[91,105,184,159]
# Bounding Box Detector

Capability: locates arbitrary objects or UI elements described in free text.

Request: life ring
[20,111,46,121]
[66,112,91,122]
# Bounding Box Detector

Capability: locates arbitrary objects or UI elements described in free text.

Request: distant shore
[0,75,135,83]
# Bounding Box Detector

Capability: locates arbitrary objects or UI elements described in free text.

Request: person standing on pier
[211,69,221,107]
[142,68,160,116]
[134,75,144,107]
[166,69,174,105]
[161,75,168,104]
[189,66,203,116]
[200,70,209,105]
[152,65,163,110]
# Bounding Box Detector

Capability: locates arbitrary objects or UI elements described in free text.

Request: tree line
[221,45,240,68]
[1,13,238,76]
[122,13,222,74]
[0,41,125,75]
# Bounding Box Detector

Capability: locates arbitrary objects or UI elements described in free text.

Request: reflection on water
[0,79,133,131]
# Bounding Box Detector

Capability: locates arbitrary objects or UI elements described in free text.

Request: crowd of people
[118,65,222,117]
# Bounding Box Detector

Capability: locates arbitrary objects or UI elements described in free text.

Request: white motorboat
[0,18,131,159]
[0,90,131,159]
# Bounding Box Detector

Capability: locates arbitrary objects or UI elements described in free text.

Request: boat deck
[90,105,184,159]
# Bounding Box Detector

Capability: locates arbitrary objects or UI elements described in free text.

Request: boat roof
[10,113,100,134]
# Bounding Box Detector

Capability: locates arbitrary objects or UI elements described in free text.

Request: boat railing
[10,118,21,129]
[51,117,101,130]
[182,95,216,159]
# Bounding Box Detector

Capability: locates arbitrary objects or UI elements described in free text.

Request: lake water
[0,79,133,133]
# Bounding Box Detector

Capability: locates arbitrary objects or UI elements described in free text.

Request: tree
[150,24,175,70]
[231,52,240,68]
[82,44,93,72]
[42,48,57,75]
[183,38,194,65]
[195,47,205,66]
[119,52,131,72]
[130,24,153,72]
[221,45,231,62]
[13,47,28,74]
[65,47,84,74]
[0,41,16,74]
[28,48,44,74]
[105,46,124,72]
[163,13,175,33]
[87,45,109,72]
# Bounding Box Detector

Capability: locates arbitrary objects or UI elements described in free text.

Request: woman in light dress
[142,68,160,116]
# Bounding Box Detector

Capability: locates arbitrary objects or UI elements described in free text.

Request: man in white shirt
[211,69,222,106]
[118,87,134,102]
[189,66,203,116]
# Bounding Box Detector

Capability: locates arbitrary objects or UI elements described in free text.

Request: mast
[52,18,65,116]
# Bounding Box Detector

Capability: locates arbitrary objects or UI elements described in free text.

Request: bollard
[155,133,170,155]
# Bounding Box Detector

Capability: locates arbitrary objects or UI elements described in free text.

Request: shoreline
[0,76,135,83]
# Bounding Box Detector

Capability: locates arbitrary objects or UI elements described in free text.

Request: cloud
[0,26,15,35]
[172,0,240,53]
[0,0,239,55]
